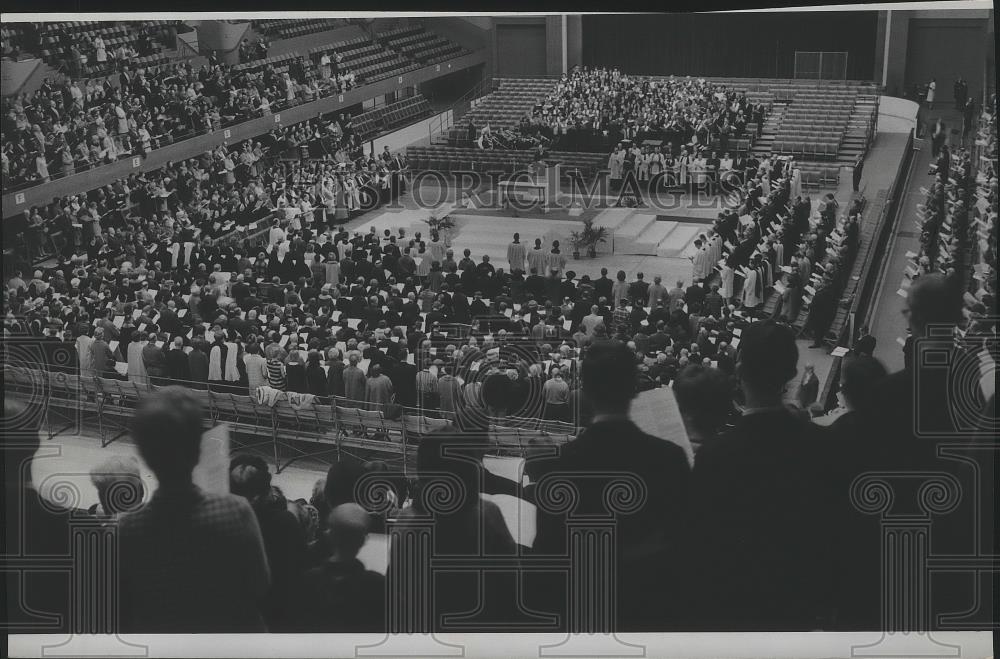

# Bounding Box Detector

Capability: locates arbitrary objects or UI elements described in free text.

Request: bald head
[327,503,370,558]
[906,273,963,337]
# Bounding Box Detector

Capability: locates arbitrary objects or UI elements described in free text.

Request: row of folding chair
[772,143,840,160]
[3,366,461,474]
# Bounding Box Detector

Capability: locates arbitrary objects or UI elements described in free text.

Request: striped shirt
[265,359,286,390]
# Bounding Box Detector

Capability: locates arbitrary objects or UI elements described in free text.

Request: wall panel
[495,24,547,77]
[581,13,878,80]
[904,19,987,102]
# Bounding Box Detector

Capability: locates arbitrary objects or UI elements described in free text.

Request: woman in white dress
[790,166,803,199]
[94,35,107,64]
[926,78,936,108]
[223,154,236,185]
[35,153,50,182]
[319,53,331,81]
[115,103,128,135]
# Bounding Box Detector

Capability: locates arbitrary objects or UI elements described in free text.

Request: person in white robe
[720,261,735,300]
[691,240,714,282]
[790,167,803,199]
[127,339,149,386]
[741,264,763,309]
[506,234,527,273]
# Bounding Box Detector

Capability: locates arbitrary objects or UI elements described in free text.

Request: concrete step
[630,221,678,254]
[613,212,659,253]
[592,208,638,232]
[615,211,657,238]
[656,224,701,257]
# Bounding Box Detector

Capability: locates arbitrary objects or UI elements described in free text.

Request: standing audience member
[229,454,307,631]
[88,455,145,519]
[531,340,691,631]
[292,503,386,632]
[117,387,271,632]
[687,320,835,630]
[672,364,737,454]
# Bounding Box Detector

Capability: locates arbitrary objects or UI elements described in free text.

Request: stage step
[592,207,637,231]
[613,212,659,253]
[656,224,702,257]
[629,221,678,255]
[614,212,657,238]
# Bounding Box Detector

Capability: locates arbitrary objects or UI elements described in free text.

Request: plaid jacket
[117,484,270,632]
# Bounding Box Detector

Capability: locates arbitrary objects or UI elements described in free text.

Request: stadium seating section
[351,94,434,143]
[232,50,300,77]
[252,18,347,41]
[36,21,178,78]
[377,25,470,65]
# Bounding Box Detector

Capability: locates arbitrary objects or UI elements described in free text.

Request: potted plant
[581,218,609,258]
[568,230,584,260]
[426,213,456,247]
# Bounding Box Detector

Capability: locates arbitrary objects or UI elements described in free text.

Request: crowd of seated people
[2,50,357,190]
[522,66,769,155]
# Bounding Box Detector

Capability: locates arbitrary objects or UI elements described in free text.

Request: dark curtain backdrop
[496,24,548,77]
[582,12,878,80]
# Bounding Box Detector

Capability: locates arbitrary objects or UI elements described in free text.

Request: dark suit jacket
[531,418,691,631]
[291,559,385,632]
[165,349,191,382]
[158,308,182,336]
[91,339,116,376]
[687,409,836,630]
[389,362,418,407]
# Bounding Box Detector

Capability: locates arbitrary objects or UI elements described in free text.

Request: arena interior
[1,7,997,648]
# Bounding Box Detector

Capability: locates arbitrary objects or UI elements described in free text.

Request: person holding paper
[89,327,118,378]
[165,336,191,383]
[118,387,270,632]
[530,341,691,631]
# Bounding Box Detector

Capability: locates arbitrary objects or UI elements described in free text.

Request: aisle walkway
[868,104,966,372]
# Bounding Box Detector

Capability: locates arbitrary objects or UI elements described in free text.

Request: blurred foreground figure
[117,386,271,632]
